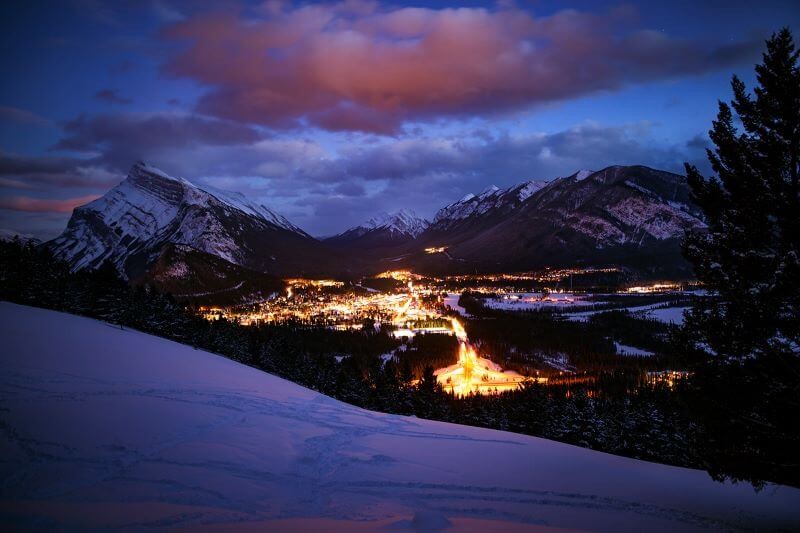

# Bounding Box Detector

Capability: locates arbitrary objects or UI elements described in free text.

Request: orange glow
[435,317,540,395]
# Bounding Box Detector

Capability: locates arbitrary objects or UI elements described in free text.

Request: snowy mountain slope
[430,180,550,230]
[364,208,429,237]
[326,209,429,248]
[0,229,40,245]
[405,166,706,276]
[2,302,799,531]
[48,162,336,279]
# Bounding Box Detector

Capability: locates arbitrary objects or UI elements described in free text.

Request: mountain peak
[326,209,430,247]
[128,161,184,184]
[49,161,313,278]
[479,185,500,197]
[460,193,476,202]
[363,209,429,237]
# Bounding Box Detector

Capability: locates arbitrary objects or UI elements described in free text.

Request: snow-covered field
[565,303,689,325]
[484,292,592,312]
[443,292,471,317]
[641,306,690,325]
[2,302,799,531]
[479,293,691,327]
[614,342,655,357]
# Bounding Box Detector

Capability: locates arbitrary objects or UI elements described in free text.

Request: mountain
[46,162,705,284]
[139,243,285,306]
[4,302,799,530]
[326,209,429,248]
[393,166,706,276]
[49,161,341,279]
[430,178,553,231]
[0,229,41,246]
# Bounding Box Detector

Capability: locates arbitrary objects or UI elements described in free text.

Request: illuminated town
[195,268,697,395]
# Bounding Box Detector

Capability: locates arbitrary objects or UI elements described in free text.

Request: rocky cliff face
[49,162,335,279]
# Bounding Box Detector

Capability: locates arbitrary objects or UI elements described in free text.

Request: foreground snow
[1,303,799,531]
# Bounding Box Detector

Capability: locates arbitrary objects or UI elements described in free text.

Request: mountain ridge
[325,208,429,249]
[382,166,706,276]
[48,162,706,285]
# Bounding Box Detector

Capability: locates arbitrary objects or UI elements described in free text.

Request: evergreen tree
[683,28,800,359]
[683,28,800,487]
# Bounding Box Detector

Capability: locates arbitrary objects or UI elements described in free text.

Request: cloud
[151,0,185,22]
[161,3,760,133]
[95,89,133,105]
[0,105,53,128]
[54,112,264,169]
[240,122,712,235]
[333,181,366,197]
[0,152,119,189]
[0,194,100,213]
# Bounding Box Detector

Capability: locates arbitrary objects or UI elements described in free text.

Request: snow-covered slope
[0,229,40,245]
[48,162,329,278]
[326,209,429,248]
[2,302,799,531]
[362,209,429,238]
[431,181,550,229]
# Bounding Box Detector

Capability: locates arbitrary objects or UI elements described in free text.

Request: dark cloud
[5,116,711,237]
[261,122,714,235]
[94,89,133,105]
[54,112,264,170]
[0,152,117,189]
[161,3,761,133]
[687,133,711,150]
[0,105,53,128]
[333,181,366,197]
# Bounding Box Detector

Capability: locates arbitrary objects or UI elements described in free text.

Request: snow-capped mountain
[364,209,429,238]
[49,161,334,279]
[405,166,707,276]
[45,162,707,281]
[326,209,429,248]
[431,179,552,230]
[0,229,41,245]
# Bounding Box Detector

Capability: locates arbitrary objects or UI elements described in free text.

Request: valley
[194,268,699,396]
[3,7,799,528]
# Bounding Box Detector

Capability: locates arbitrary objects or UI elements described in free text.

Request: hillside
[137,243,286,306]
[1,302,799,531]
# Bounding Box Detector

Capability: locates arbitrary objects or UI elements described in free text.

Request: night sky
[1,0,798,238]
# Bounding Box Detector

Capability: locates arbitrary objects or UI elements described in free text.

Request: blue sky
[1,0,798,238]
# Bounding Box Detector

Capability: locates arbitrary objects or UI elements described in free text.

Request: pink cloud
[0,195,100,213]
[161,3,759,133]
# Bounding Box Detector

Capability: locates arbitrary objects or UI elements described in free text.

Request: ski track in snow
[1,302,799,531]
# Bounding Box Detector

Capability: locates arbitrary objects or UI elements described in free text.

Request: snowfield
[614,342,654,357]
[2,303,799,531]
